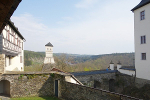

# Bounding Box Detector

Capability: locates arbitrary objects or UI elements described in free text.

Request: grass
[11,96,59,100]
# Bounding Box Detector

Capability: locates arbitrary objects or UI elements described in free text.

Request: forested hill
[73,53,134,71]
[24,50,134,69]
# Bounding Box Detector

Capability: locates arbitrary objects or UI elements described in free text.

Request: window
[22,42,23,50]
[140,11,145,20]
[141,36,146,44]
[20,56,22,63]
[9,57,11,65]
[141,53,146,60]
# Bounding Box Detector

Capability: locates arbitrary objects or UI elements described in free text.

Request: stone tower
[44,42,55,64]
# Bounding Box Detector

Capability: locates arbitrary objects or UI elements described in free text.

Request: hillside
[24,50,134,72]
[72,53,134,72]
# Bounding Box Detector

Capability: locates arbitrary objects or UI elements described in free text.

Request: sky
[11,0,141,55]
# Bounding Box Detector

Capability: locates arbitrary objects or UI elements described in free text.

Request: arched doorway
[94,80,101,89]
[109,79,115,92]
[0,80,10,96]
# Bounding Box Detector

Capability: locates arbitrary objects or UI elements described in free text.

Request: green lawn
[11,96,59,100]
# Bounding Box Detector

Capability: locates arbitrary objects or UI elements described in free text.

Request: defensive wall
[62,81,141,100]
[0,72,64,98]
[0,71,142,100]
[71,70,137,93]
[71,70,117,91]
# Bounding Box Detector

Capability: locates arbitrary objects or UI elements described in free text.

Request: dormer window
[140,11,145,20]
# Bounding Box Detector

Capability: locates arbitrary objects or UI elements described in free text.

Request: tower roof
[45,42,53,47]
[131,0,150,11]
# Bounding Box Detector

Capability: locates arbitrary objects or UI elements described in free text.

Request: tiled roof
[51,68,70,74]
[71,70,118,76]
[131,0,150,11]
[8,20,25,40]
[45,42,53,47]
[120,66,135,71]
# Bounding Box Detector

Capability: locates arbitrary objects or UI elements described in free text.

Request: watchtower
[44,42,55,64]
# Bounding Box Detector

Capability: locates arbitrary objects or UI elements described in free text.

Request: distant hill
[72,53,135,72]
[24,50,134,72]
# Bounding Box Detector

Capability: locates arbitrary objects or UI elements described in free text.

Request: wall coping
[66,82,143,100]
[3,71,70,76]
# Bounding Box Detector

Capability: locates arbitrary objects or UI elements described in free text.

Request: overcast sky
[11,0,141,55]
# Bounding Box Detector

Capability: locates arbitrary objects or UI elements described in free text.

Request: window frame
[140,10,145,20]
[141,35,146,44]
[141,53,146,60]
[20,56,22,63]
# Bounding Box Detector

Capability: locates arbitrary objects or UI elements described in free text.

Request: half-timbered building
[0,20,25,73]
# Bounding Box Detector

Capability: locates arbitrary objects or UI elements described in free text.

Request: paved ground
[0,95,10,100]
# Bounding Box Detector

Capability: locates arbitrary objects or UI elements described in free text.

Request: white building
[0,20,25,73]
[44,42,55,64]
[109,61,135,76]
[132,0,150,80]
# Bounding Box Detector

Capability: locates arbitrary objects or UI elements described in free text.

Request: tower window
[141,53,146,60]
[140,11,145,20]
[141,36,146,44]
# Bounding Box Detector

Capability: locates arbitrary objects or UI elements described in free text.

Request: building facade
[0,20,25,73]
[132,0,150,80]
[44,42,55,64]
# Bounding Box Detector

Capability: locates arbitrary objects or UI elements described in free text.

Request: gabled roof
[45,42,53,47]
[131,0,150,11]
[51,68,83,85]
[120,66,135,71]
[0,0,22,33]
[8,20,25,40]
[71,70,118,76]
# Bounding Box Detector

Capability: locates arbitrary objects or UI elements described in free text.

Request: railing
[3,38,21,53]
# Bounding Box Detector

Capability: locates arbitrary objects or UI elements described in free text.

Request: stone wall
[0,72,142,100]
[61,82,141,100]
[0,73,64,98]
[0,54,5,74]
[74,73,116,91]
[114,73,135,93]
[135,77,150,88]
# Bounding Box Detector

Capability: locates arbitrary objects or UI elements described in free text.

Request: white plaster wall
[44,46,55,64]
[2,24,24,72]
[44,57,55,64]
[117,65,121,71]
[134,3,150,80]
[119,69,135,76]
[110,64,114,70]
[45,46,53,57]
[65,76,78,84]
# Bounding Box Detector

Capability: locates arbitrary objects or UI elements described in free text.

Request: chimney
[109,60,114,70]
[117,61,122,71]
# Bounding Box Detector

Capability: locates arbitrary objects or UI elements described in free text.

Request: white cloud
[62,17,74,21]
[75,0,98,8]
[11,0,138,54]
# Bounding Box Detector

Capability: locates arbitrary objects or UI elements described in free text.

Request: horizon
[24,49,134,56]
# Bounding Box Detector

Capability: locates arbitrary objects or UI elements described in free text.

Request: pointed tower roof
[110,60,114,64]
[117,61,121,65]
[131,0,150,11]
[45,42,53,47]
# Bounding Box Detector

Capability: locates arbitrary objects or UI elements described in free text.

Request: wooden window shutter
[20,56,22,63]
